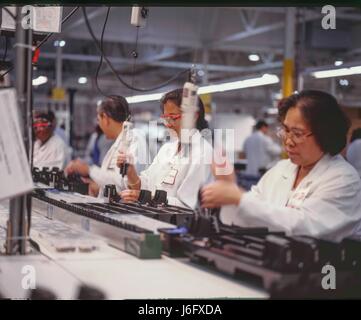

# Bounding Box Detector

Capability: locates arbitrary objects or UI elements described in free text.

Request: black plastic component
[77,285,106,300]
[104,184,120,202]
[138,189,152,204]
[152,190,168,206]
[29,286,57,300]
[119,163,129,177]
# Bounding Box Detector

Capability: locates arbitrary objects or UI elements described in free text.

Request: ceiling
[13,6,361,113]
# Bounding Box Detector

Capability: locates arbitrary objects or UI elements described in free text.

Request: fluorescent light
[248,54,260,62]
[334,60,343,66]
[32,76,48,86]
[126,73,279,104]
[266,107,279,115]
[339,79,349,86]
[312,66,361,78]
[54,40,66,47]
[198,74,279,94]
[78,77,88,84]
[126,92,165,104]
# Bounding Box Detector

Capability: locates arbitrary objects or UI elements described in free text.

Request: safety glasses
[160,113,181,125]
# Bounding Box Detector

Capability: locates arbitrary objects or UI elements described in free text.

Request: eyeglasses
[33,119,52,130]
[160,113,181,125]
[276,125,313,144]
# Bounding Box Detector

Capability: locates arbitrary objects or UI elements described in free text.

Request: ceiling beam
[62,7,107,33]
[65,31,283,54]
[39,51,283,73]
[212,11,321,47]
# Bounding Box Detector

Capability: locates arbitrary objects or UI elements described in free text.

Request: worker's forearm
[127,165,141,190]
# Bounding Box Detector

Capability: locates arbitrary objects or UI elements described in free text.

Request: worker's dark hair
[255,120,268,130]
[350,128,361,143]
[34,110,55,123]
[160,88,209,131]
[97,95,130,123]
[278,90,350,156]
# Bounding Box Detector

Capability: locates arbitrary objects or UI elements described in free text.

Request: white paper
[1,6,62,33]
[1,7,16,31]
[0,88,33,200]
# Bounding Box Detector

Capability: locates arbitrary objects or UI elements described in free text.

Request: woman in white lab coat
[117,88,213,209]
[347,128,361,178]
[201,90,361,242]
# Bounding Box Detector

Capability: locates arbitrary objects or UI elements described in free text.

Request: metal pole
[68,88,76,149]
[56,44,62,88]
[282,7,296,98]
[202,48,209,85]
[7,6,33,255]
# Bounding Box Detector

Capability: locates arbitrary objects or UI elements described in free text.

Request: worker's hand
[65,159,89,177]
[200,181,244,208]
[211,160,236,183]
[212,148,236,182]
[116,151,135,167]
[119,189,140,203]
[81,178,100,197]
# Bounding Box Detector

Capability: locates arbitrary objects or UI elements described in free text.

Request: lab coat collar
[282,153,334,190]
[101,123,128,169]
[170,129,202,156]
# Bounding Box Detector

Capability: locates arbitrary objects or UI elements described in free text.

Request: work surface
[0,201,267,300]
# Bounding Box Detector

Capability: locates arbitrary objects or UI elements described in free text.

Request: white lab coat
[243,131,282,176]
[220,154,361,242]
[33,134,69,170]
[136,130,214,209]
[347,140,361,178]
[89,122,147,198]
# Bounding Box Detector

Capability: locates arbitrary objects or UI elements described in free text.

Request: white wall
[212,113,255,154]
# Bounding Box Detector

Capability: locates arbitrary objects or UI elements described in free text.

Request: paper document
[0,88,33,200]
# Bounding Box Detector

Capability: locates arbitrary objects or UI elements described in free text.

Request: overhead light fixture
[312,66,361,79]
[54,40,66,47]
[78,77,88,84]
[32,76,48,86]
[334,60,343,66]
[126,92,165,104]
[126,74,279,104]
[266,107,279,115]
[197,74,279,94]
[339,79,349,86]
[248,54,260,62]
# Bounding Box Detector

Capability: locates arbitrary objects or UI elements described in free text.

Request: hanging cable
[2,36,8,62]
[130,26,140,97]
[94,7,112,98]
[82,7,189,93]
[0,6,79,78]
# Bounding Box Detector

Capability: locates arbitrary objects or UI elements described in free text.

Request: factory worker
[117,88,213,209]
[200,90,361,242]
[347,128,361,178]
[243,119,282,176]
[33,111,69,170]
[65,95,145,197]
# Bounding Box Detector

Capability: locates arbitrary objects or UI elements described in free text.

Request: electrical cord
[82,6,189,93]
[0,6,79,78]
[2,36,8,61]
[130,26,140,97]
[94,6,112,98]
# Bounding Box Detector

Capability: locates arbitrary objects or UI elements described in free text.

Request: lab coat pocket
[286,187,311,209]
